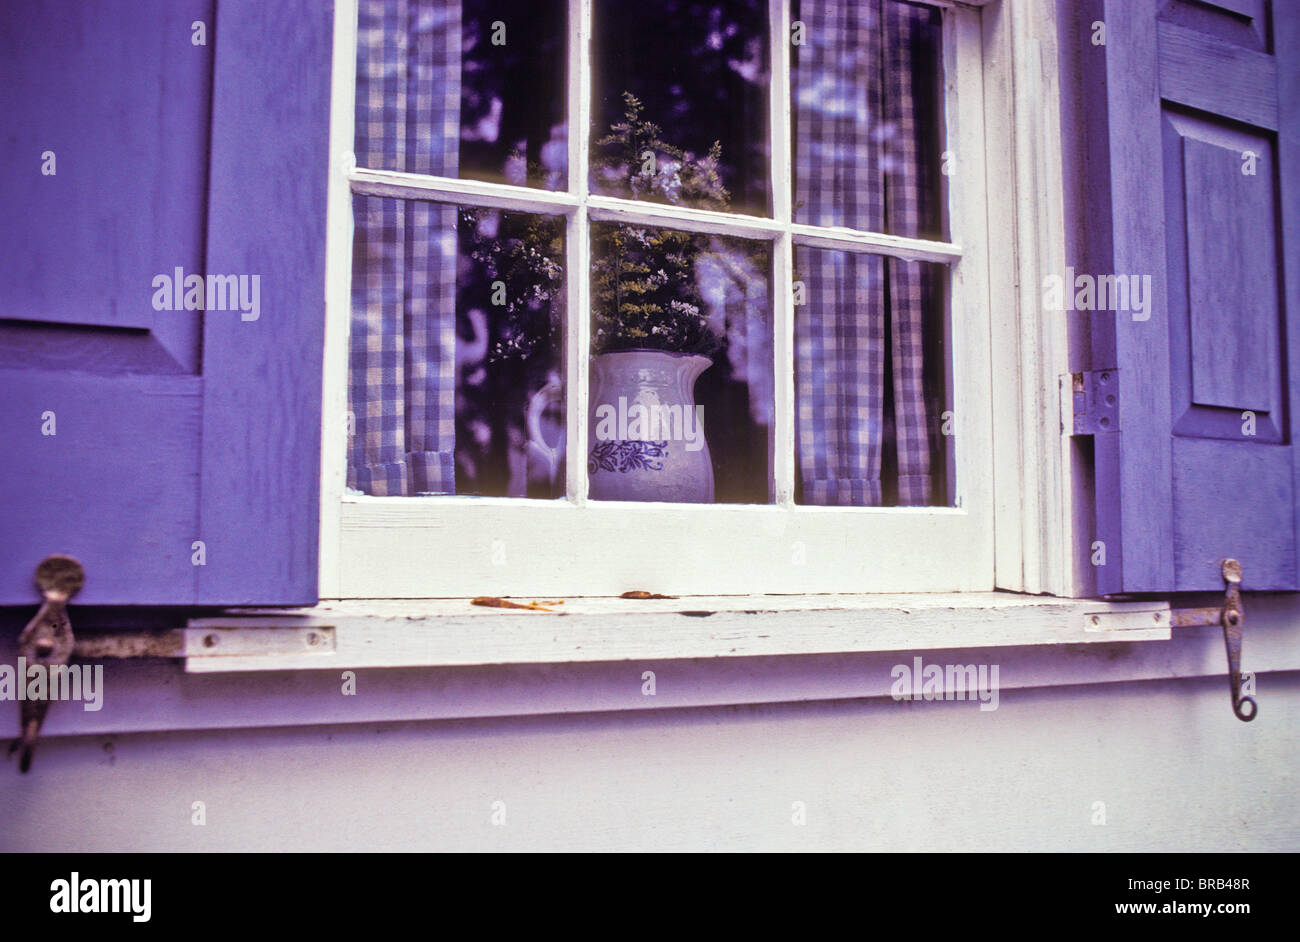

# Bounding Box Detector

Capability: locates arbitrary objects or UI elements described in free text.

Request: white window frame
[318,0,1044,600]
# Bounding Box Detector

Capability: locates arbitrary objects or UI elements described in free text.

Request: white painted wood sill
[7,591,1297,741]
[183,593,1176,674]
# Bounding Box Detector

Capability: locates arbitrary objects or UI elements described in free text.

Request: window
[321,0,996,597]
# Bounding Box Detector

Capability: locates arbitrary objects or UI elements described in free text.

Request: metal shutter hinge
[1068,369,1120,435]
[1168,559,1256,722]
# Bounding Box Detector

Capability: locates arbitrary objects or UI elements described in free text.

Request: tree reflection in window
[592,0,770,215]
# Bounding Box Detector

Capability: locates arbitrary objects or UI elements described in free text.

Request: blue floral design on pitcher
[588,440,670,474]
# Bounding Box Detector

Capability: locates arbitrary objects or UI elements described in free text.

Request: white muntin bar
[347,173,965,263]
[566,0,593,504]
[789,224,963,263]
[771,0,795,506]
[587,194,784,238]
[349,167,579,215]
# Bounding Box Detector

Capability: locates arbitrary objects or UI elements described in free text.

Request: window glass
[348,196,566,498]
[793,248,950,506]
[355,0,568,190]
[589,223,773,504]
[592,0,770,216]
[791,0,945,238]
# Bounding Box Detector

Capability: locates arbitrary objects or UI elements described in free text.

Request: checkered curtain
[349,0,461,495]
[793,0,937,506]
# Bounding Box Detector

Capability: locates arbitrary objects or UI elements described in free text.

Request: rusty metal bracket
[64,626,335,661]
[10,555,84,772]
[1169,559,1256,722]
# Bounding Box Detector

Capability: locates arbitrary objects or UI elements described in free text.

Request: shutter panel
[1092,0,1300,593]
[197,0,332,604]
[0,0,330,605]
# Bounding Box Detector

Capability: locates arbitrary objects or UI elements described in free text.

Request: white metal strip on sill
[74,625,338,662]
[181,595,1173,673]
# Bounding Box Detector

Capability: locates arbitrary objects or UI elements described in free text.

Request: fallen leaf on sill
[471,596,563,613]
[620,590,678,600]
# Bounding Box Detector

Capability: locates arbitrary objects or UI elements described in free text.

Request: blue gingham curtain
[349,0,461,495]
[883,2,936,505]
[794,0,936,506]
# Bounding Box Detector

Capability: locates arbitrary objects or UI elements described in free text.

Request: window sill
[184,592,1173,674]
[6,592,1297,740]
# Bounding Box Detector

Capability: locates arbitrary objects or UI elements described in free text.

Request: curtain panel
[794,0,939,506]
[349,0,461,495]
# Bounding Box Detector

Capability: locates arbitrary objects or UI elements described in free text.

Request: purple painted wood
[1157,21,1278,131]
[1279,2,1300,605]
[0,372,203,604]
[1199,0,1263,20]
[0,1,211,605]
[197,0,331,605]
[1093,0,1300,592]
[1183,131,1277,412]
[0,0,330,605]
[1164,112,1284,442]
[1092,0,1174,594]
[0,0,209,372]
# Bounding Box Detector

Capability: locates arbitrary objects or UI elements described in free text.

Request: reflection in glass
[791,0,944,239]
[592,0,770,215]
[355,0,567,190]
[348,197,566,498]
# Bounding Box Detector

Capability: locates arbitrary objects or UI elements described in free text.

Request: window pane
[794,247,950,506]
[592,0,770,216]
[348,196,566,498]
[355,0,567,190]
[590,223,772,503]
[791,0,945,238]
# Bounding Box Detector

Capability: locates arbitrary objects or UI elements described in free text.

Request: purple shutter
[1088,0,1300,593]
[0,0,331,605]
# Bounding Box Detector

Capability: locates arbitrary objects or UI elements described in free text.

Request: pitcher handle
[526,375,564,481]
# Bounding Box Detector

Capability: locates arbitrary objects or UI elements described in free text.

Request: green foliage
[590,93,730,355]
[462,208,565,367]
[472,92,735,359]
[592,92,730,210]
